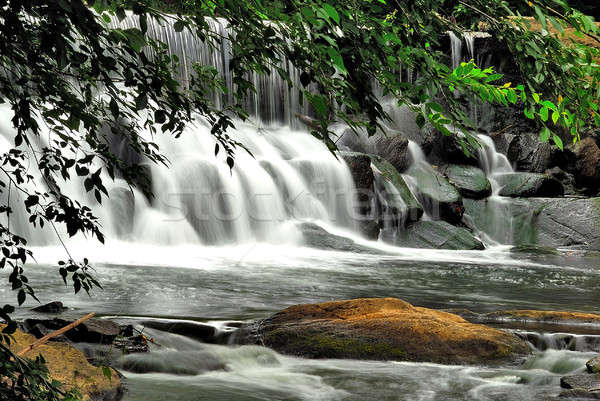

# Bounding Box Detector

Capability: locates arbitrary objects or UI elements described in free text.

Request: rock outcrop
[398,221,485,250]
[239,298,529,364]
[408,166,464,224]
[442,164,492,199]
[495,172,564,198]
[464,197,600,250]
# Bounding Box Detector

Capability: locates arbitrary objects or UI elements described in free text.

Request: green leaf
[101,366,112,382]
[552,134,563,150]
[322,4,340,24]
[174,21,185,33]
[124,28,146,53]
[540,106,549,122]
[540,127,551,142]
[552,110,560,124]
[327,47,346,73]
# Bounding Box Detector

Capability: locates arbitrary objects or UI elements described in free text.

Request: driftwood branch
[17,312,96,357]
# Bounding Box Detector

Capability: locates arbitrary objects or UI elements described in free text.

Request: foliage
[0,0,597,398]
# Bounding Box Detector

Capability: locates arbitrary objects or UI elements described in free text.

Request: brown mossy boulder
[9,328,123,400]
[241,298,529,364]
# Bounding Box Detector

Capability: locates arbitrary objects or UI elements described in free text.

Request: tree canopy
[0,0,598,399]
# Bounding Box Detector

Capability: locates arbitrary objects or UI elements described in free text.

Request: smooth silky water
[0,19,598,401]
[2,244,599,401]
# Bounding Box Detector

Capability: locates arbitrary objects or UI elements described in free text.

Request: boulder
[588,356,600,373]
[559,389,600,399]
[340,152,374,215]
[373,135,410,173]
[9,327,122,400]
[546,167,579,196]
[485,310,600,325]
[369,155,423,223]
[398,221,485,250]
[464,197,600,250]
[407,165,464,224]
[24,318,120,344]
[299,222,383,254]
[568,137,600,193]
[429,132,480,167]
[495,173,564,197]
[506,132,555,173]
[561,374,600,392]
[32,301,67,314]
[142,320,217,343]
[441,164,492,199]
[238,298,529,364]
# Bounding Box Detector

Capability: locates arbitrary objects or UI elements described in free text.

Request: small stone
[588,356,600,373]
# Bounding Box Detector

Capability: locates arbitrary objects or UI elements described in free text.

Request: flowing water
[0,18,598,401]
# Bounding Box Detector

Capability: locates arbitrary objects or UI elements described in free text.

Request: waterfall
[114,15,312,129]
[0,15,363,247]
[474,134,516,244]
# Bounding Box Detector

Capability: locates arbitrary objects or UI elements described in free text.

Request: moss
[265,329,407,360]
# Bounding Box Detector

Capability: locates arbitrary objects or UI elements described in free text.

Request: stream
[3,243,600,400]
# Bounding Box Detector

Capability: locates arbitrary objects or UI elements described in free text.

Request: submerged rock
[399,221,484,250]
[495,172,564,197]
[408,166,464,224]
[9,328,123,400]
[239,298,529,364]
[441,164,492,199]
[142,320,217,343]
[464,197,600,250]
[32,301,67,314]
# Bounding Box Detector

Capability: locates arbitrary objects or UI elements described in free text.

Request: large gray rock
[506,132,555,173]
[408,166,464,224]
[464,197,600,250]
[398,221,485,250]
[561,374,600,392]
[369,155,423,223]
[495,173,564,198]
[442,164,492,199]
[374,135,410,173]
[299,222,382,254]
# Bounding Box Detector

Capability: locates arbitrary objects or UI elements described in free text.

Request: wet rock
[399,221,485,250]
[373,134,410,173]
[495,173,564,197]
[429,132,480,166]
[32,301,67,314]
[486,310,600,325]
[141,320,217,343]
[588,356,600,373]
[299,223,383,254]
[506,132,555,173]
[369,155,423,223]
[9,327,123,400]
[23,318,120,344]
[464,197,600,250]
[561,374,600,392]
[239,298,529,364]
[546,167,579,196]
[559,389,600,399]
[568,137,600,193]
[408,166,464,224]
[341,152,374,217]
[441,164,492,199]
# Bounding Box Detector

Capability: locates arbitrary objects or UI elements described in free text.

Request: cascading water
[0,15,362,248]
